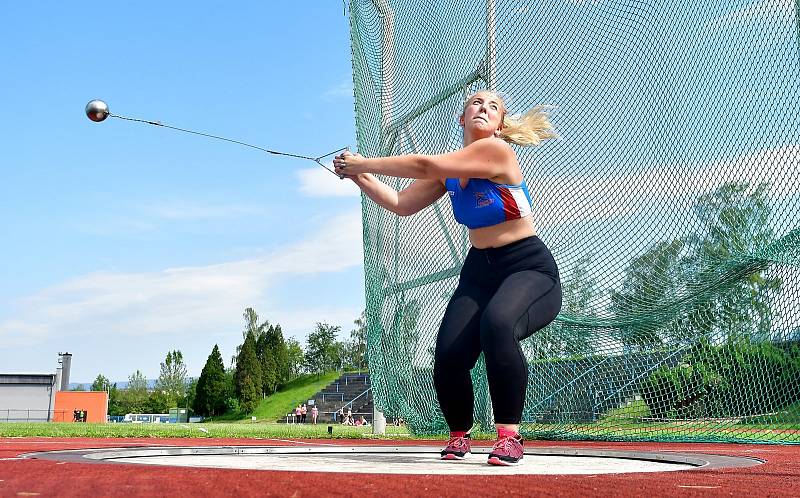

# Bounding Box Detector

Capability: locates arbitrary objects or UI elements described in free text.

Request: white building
[0,373,58,422]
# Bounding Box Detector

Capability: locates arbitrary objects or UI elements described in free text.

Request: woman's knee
[432,358,449,386]
[434,342,474,374]
[524,284,563,337]
[433,353,470,390]
[479,308,517,352]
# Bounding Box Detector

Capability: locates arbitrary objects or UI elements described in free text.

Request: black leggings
[433,235,562,429]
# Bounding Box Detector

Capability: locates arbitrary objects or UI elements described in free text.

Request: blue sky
[0,2,364,383]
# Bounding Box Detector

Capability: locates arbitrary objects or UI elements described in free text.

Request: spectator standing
[345,408,354,426]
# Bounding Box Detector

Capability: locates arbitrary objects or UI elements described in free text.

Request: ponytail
[497,106,556,146]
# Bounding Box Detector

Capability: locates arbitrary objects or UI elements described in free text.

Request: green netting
[348,0,800,443]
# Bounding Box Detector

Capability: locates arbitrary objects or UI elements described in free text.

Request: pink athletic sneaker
[440,434,471,460]
[487,434,524,466]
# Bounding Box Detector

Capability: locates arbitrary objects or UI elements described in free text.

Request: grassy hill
[250,371,341,422]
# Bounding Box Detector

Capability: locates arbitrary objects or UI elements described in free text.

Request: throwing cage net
[348,0,800,443]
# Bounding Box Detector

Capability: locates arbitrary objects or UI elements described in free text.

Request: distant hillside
[68,379,167,391]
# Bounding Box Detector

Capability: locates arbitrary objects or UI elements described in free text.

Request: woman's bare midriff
[469,215,537,249]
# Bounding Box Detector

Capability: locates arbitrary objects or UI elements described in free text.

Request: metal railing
[0,409,85,422]
[345,386,372,409]
[332,387,372,421]
[342,374,370,386]
[318,392,345,403]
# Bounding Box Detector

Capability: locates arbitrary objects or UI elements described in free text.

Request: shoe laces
[447,436,469,450]
[492,435,519,453]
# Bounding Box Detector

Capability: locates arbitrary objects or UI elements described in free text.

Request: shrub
[225,397,240,415]
[640,339,800,418]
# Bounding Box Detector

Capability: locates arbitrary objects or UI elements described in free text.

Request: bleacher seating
[279,372,372,423]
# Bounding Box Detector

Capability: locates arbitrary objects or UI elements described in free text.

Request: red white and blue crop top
[444,178,533,229]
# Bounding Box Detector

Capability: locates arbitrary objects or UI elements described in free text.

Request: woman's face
[460,91,505,137]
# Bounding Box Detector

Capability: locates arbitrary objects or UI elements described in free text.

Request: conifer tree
[235,331,262,413]
[194,344,228,416]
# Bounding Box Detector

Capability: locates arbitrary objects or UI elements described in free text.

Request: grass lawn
[599,399,650,421]
[742,401,800,425]
[525,421,800,444]
[0,422,413,439]
[3,418,798,442]
[5,372,796,443]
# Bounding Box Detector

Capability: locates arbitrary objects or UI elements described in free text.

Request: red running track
[0,438,797,497]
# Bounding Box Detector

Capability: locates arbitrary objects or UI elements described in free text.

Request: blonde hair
[499,105,556,146]
[464,91,556,146]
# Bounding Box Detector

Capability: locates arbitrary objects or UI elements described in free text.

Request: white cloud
[144,201,273,221]
[704,0,795,32]
[297,166,361,197]
[534,144,799,229]
[0,210,364,348]
[323,81,354,100]
[73,218,160,236]
[72,200,275,237]
[262,305,365,342]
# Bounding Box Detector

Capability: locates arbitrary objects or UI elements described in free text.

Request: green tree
[232,307,268,368]
[256,329,277,396]
[347,310,368,370]
[285,338,305,379]
[184,377,198,416]
[90,374,122,416]
[107,384,122,416]
[610,239,686,350]
[235,331,263,413]
[335,340,349,371]
[114,389,133,415]
[223,368,236,408]
[91,374,112,392]
[128,369,148,390]
[556,254,599,357]
[611,181,782,350]
[194,344,230,417]
[121,370,149,414]
[304,322,342,374]
[271,324,290,386]
[394,297,421,361]
[146,390,169,414]
[392,297,422,382]
[235,307,287,396]
[686,181,781,341]
[256,323,290,394]
[243,307,263,336]
[155,350,188,408]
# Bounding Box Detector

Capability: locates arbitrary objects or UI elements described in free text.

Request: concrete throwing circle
[24,446,763,475]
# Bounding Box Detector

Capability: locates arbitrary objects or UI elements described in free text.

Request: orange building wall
[53,391,108,423]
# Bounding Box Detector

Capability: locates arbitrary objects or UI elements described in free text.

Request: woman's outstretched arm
[349,174,446,216]
[334,138,515,180]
